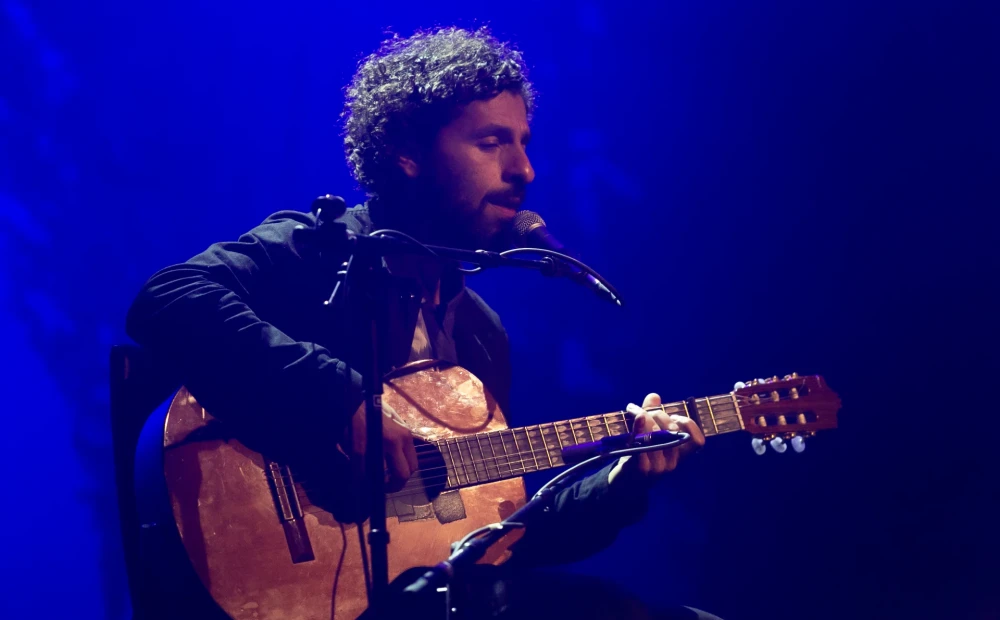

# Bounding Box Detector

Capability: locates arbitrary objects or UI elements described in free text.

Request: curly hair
[342,27,535,197]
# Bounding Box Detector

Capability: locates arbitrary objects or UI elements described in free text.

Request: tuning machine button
[791,435,806,453]
[751,438,766,456]
[769,437,787,453]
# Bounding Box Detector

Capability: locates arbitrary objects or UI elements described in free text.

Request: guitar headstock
[734,374,841,454]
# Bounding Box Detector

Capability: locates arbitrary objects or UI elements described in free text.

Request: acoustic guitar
[134,360,841,619]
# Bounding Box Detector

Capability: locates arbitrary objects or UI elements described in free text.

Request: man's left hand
[607,392,706,485]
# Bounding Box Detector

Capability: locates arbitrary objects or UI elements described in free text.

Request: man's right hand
[347,401,419,492]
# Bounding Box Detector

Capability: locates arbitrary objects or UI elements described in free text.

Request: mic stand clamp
[401,484,562,598]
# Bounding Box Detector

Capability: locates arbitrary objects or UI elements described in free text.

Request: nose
[503,145,535,186]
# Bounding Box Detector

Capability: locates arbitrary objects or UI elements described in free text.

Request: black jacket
[126,205,648,566]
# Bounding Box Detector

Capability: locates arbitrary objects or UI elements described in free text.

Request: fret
[690,399,712,436]
[539,424,563,467]
[609,412,629,436]
[585,417,606,441]
[587,416,607,441]
[450,438,472,485]
[549,423,565,450]
[476,433,500,480]
[531,425,554,468]
[510,428,532,474]
[475,434,499,481]
[440,440,458,488]
[710,396,743,434]
[517,427,540,472]
[582,417,595,443]
[512,429,529,474]
[571,418,586,441]
[481,431,500,478]
[621,412,632,434]
[703,397,720,435]
[730,393,746,430]
[660,401,687,416]
[714,418,741,434]
[567,420,582,444]
[458,437,483,483]
[448,438,467,484]
[500,430,523,476]
[554,420,576,449]
[491,430,514,478]
[602,414,612,438]
[683,398,711,435]
[563,419,579,444]
[457,438,475,485]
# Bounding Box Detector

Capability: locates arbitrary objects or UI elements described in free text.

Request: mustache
[486,189,527,207]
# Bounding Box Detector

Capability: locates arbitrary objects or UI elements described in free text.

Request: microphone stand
[310,195,623,618]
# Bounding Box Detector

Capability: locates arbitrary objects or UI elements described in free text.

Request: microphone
[512,211,621,306]
[561,430,686,464]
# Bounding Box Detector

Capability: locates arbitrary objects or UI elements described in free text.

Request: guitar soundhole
[390,439,451,522]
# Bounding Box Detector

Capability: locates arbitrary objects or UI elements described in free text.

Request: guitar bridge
[265,459,316,564]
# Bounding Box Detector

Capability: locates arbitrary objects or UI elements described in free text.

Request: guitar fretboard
[432,394,744,489]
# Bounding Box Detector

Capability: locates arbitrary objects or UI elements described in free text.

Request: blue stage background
[2,1,996,618]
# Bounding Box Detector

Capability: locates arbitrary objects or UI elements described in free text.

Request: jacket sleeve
[507,459,651,566]
[125,210,364,463]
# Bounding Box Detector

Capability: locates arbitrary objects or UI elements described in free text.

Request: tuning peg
[734,381,747,390]
[751,438,766,456]
[769,437,787,453]
[791,435,806,453]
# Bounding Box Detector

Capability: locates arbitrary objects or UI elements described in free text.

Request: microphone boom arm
[497,246,623,307]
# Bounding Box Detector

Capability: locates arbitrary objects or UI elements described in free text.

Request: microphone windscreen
[512,210,546,245]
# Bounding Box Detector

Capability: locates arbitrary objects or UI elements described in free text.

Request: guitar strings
[282,412,739,502]
[278,403,746,496]
[347,402,741,466]
[364,400,742,459]
[273,397,765,508]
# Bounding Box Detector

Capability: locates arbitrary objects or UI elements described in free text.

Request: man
[127,27,717,619]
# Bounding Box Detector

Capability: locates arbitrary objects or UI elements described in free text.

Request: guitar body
[139,361,527,620]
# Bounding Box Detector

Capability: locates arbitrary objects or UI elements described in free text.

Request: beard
[377,174,520,252]
[411,190,517,252]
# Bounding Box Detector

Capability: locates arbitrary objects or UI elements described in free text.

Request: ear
[396,152,420,179]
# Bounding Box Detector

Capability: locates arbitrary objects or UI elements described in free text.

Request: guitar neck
[432,393,744,490]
